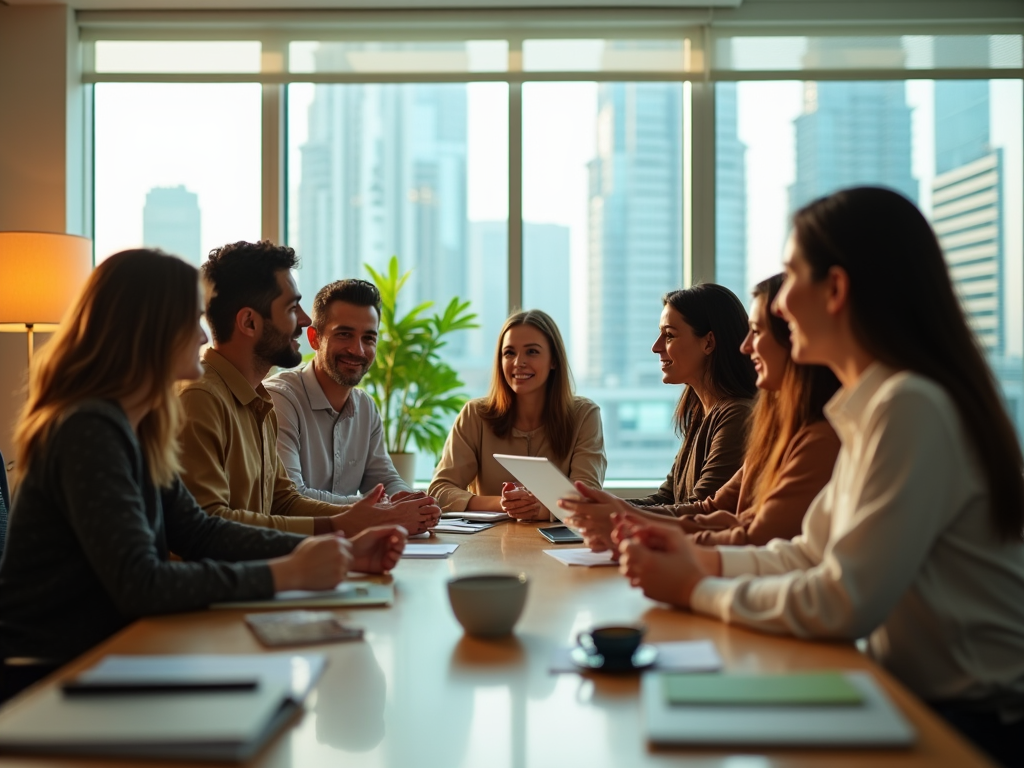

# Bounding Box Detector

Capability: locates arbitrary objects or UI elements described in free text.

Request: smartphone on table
[537,525,584,544]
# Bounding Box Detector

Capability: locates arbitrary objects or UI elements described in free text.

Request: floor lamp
[0,232,93,366]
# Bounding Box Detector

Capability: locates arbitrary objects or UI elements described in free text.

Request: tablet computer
[492,454,582,528]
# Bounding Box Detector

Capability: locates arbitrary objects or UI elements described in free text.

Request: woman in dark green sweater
[0,249,406,677]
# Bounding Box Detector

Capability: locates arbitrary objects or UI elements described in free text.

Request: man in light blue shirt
[267,280,430,512]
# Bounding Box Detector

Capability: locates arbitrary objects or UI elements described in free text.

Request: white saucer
[570,644,658,673]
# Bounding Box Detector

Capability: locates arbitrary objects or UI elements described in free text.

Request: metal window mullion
[507,37,523,316]
[261,39,286,245]
[686,80,716,287]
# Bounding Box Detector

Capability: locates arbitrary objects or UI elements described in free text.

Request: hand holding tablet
[492,454,585,531]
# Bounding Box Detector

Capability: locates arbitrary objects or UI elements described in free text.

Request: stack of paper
[0,654,326,761]
[441,511,509,523]
[432,519,498,534]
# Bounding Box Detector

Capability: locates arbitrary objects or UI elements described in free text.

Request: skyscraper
[715,82,748,300]
[296,44,469,340]
[524,223,572,360]
[586,82,683,387]
[142,185,201,265]
[931,37,1023,434]
[789,39,917,212]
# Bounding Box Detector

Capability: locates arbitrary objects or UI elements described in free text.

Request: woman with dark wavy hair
[612,187,1024,767]
[566,274,840,550]
[629,284,758,509]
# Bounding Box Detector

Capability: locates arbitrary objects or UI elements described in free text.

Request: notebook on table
[211,581,394,610]
[0,654,326,762]
[642,670,916,748]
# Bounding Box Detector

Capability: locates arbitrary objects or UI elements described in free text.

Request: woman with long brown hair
[429,309,605,519]
[612,187,1024,767]
[628,284,758,510]
[0,250,406,692]
[565,274,840,549]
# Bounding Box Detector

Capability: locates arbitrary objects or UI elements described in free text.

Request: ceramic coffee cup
[577,625,645,664]
[447,573,529,637]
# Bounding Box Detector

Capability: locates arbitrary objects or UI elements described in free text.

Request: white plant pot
[389,452,417,488]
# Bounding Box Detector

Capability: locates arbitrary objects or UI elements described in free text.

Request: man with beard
[178,240,440,536]
[267,279,423,508]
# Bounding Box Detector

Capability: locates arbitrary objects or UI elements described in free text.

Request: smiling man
[178,242,439,536]
[266,279,423,507]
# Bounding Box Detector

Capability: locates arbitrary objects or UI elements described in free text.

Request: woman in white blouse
[603,187,1024,767]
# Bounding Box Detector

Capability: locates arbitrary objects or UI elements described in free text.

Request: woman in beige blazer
[429,310,606,519]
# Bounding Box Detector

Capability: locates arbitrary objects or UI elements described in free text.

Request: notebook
[0,654,326,762]
[643,670,915,748]
[664,671,862,706]
[211,581,394,610]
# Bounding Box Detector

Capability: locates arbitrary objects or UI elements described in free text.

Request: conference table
[0,522,996,767]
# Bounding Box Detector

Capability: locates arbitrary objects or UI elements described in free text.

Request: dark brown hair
[480,310,576,460]
[743,274,840,510]
[793,186,1024,541]
[202,240,298,343]
[311,279,382,334]
[16,250,199,488]
[665,284,757,435]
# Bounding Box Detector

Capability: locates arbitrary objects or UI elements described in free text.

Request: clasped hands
[559,482,721,609]
[329,484,442,536]
[500,482,549,521]
[270,524,407,592]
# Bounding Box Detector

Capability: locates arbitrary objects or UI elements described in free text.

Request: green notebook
[663,671,863,707]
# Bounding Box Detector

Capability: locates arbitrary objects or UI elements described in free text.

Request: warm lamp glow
[0,232,93,326]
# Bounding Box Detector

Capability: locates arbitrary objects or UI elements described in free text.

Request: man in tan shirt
[179,240,441,536]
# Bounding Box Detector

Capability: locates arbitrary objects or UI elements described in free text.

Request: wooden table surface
[0,522,995,768]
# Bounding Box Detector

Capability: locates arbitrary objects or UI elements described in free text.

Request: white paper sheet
[401,542,460,559]
[543,548,617,567]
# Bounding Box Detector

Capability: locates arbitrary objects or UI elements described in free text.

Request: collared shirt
[266,362,409,504]
[178,348,341,535]
[692,363,1024,702]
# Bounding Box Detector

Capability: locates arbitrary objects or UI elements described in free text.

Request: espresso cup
[577,625,645,663]
[447,573,529,638]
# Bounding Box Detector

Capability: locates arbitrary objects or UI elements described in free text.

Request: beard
[255,322,303,369]
[320,347,371,387]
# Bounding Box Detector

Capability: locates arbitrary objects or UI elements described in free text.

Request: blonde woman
[429,310,606,520]
[0,250,406,685]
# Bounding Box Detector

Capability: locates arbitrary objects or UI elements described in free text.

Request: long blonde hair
[15,249,200,488]
[479,310,576,459]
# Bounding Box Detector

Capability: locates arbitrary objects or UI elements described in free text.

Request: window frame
[78,9,1024,484]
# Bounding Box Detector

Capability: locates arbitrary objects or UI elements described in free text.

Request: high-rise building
[143,185,201,266]
[789,39,917,212]
[586,82,682,388]
[524,223,572,360]
[715,82,748,300]
[467,220,573,375]
[932,39,1023,434]
[296,44,468,347]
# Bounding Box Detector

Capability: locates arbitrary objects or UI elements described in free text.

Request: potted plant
[360,256,478,485]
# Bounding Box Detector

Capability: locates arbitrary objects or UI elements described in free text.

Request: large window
[84,22,1024,480]
[523,82,683,480]
[93,83,262,264]
[287,74,509,478]
[715,76,1023,437]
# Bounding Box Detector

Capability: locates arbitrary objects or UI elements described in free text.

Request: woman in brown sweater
[429,310,606,519]
[564,274,840,549]
[629,284,757,509]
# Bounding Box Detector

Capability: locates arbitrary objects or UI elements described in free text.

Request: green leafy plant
[360,256,478,457]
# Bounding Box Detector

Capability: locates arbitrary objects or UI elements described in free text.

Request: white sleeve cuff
[690,576,735,620]
[718,546,764,577]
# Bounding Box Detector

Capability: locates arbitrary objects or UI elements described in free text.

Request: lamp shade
[0,232,93,325]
